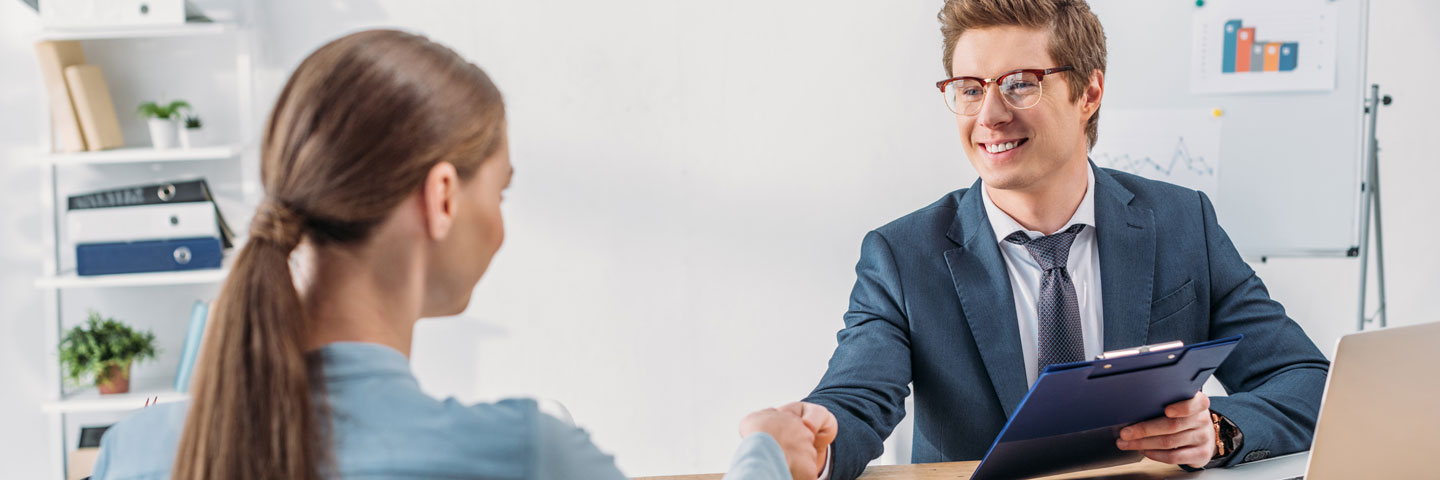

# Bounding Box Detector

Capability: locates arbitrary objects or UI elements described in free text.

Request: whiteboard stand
[1355,84,1391,331]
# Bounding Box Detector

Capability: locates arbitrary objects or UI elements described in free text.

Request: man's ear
[1081,69,1105,120]
[422,161,460,241]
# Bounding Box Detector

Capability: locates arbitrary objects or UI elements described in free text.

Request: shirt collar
[980,165,1096,244]
[310,341,416,383]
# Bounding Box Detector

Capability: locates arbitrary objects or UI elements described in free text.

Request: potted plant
[137,100,191,150]
[179,113,204,149]
[58,311,158,395]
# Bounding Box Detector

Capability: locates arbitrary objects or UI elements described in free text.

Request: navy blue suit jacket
[804,165,1329,480]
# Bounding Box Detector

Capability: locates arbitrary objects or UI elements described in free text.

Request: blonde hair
[938,0,1107,148]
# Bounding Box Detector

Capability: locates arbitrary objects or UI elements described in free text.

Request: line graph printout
[1090,108,1222,201]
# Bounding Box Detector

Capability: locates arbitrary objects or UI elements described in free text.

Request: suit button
[1243,450,1269,462]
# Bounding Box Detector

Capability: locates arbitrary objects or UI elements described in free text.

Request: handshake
[738,402,838,479]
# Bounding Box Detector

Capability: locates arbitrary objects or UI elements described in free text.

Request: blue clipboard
[969,335,1242,480]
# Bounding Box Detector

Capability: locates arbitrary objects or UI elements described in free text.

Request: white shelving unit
[42,390,190,414]
[35,268,232,289]
[34,9,261,480]
[38,144,246,166]
[38,21,233,41]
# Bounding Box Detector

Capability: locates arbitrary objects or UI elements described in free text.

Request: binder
[173,300,209,392]
[67,179,235,248]
[68,202,220,244]
[63,64,125,151]
[969,336,1242,480]
[68,179,215,210]
[76,236,222,276]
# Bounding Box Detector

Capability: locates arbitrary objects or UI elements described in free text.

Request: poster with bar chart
[1190,0,1337,93]
[1090,109,1222,202]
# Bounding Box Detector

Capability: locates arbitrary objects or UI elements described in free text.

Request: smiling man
[784,1,1331,479]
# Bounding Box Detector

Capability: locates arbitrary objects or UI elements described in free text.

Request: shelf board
[42,389,188,414]
[39,22,233,41]
[35,268,228,289]
[40,144,243,166]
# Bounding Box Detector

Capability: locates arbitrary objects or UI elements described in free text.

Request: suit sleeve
[802,230,913,480]
[1197,191,1330,467]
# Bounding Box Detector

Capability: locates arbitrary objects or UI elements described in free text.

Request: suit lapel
[1092,164,1156,351]
[945,179,1028,418]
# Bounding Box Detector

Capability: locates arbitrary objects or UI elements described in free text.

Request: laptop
[1192,321,1439,479]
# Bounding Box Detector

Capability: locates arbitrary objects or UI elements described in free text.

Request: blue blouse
[91,342,787,479]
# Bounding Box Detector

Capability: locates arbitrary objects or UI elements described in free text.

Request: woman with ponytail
[88,29,834,480]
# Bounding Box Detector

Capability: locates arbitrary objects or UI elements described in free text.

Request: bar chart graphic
[1221,19,1298,74]
[1190,4,1337,93]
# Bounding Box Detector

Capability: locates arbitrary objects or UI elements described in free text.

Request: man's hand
[739,402,837,479]
[1115,392,1216,469]
[778,402,837,475]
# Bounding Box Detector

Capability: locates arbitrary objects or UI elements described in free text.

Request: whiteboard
[1091,0,1369,259]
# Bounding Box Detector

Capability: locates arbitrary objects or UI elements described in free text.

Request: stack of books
[67,179,234,276]
[35,40,125,153]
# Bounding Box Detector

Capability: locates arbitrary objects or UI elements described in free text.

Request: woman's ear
[422,161,460,241]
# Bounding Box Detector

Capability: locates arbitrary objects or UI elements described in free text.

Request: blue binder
[969,335,1242,480]
[76,237,223,276]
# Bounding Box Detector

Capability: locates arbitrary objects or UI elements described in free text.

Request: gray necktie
[1005,224,1087,376]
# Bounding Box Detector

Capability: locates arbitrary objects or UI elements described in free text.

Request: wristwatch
[1180,411,1244,472]
[1211,412,1243,462]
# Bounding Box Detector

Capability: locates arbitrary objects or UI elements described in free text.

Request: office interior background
[1,0,1437,477]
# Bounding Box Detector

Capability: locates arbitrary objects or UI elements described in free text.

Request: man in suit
[786,1,1330,479]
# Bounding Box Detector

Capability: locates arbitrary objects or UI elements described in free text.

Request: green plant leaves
[136,100,193,120]
[57,310,158,386]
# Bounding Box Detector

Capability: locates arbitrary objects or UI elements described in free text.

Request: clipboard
[969,335,1242,480]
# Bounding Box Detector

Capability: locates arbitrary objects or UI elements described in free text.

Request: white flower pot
[147,118,179,150]
[179,127,204,149]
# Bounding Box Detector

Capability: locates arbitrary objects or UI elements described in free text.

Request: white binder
[67,202,219,244]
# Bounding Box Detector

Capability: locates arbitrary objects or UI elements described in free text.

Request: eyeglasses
[936,66,1074,115]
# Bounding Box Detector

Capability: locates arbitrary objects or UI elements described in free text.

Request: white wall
[2,0,1437,477]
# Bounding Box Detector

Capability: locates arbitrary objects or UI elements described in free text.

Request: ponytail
[172,201,326,479]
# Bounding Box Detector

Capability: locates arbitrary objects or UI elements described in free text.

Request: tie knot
[1004,224,1085,271]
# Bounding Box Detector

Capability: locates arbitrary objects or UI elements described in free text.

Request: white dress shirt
[980,168,1105,387]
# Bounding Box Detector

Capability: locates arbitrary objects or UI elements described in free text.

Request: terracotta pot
[97,363,131,395]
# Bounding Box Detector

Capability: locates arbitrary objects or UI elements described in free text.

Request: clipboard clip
[1096,340,1184,360]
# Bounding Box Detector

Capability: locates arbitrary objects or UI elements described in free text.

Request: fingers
[798,403,838,444]
[1116,426,1210,451]
[1118,412,1209,440]
[1140,444,1215,469]
[777,401,806,417]
[1164,392,1210,418]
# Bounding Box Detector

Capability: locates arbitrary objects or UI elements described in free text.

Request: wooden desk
[637,459,1191,480]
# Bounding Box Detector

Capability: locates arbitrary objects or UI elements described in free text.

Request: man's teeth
[986,141,1019,154]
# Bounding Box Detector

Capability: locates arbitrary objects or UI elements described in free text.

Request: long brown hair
[172,29,506,479]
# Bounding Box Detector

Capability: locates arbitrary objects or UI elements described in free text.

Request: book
[63,65,125,151]
[173,300,209,392]
[67,179,235,248]
[68,202,220,244]
[76,236,222,276]
[33,40,88,153]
